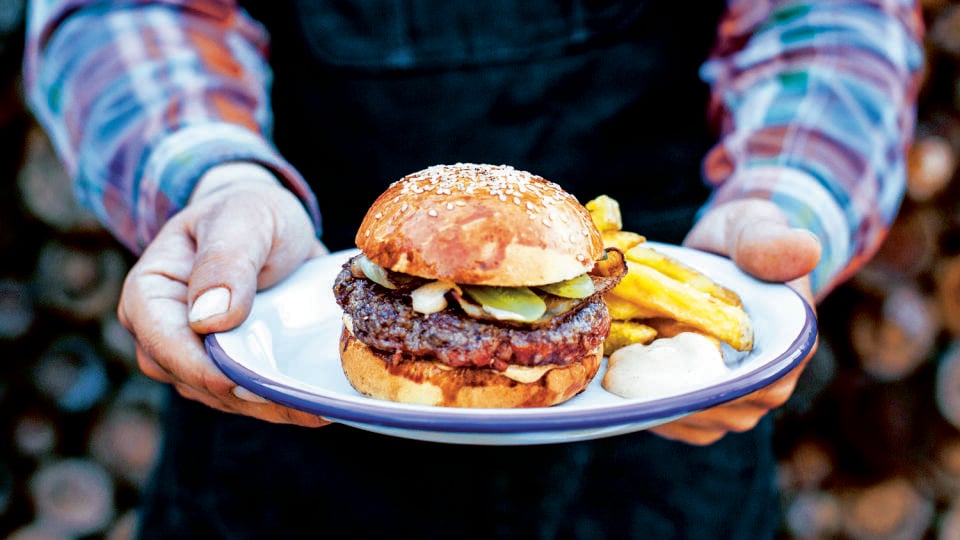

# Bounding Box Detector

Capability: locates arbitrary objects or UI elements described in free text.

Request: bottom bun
[339,327,602,408]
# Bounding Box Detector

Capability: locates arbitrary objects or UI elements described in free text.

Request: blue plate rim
[206,245,817,436]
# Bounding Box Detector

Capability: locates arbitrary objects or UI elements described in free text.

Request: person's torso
[139,5,782,539]
[242,0,726,249]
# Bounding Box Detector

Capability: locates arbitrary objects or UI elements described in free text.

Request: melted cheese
[500,363,557,383]
[426,359,556,383]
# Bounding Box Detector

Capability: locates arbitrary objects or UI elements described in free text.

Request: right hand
[117,162,330,426]
[650,198,821,445]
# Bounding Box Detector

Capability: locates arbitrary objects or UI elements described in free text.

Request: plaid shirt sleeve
[25,0,924,294]
[23,0,321,254]
[701,0,925,298]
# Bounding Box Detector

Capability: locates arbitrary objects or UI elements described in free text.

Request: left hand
[649,198,822,445]
[117,162,331,426]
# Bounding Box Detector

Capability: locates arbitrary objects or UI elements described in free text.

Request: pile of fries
[585,195,754,355]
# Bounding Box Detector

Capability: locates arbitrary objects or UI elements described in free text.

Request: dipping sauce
[602,332,730,400]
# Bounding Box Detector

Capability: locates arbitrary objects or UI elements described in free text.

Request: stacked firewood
[0,9,164,533]
[774,2,960,539]
[0,123,164,539]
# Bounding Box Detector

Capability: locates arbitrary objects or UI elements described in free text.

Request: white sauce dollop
[602,332,730,400]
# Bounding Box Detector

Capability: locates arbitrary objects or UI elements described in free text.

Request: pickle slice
[461,285,547,322]
[536,274,595,298]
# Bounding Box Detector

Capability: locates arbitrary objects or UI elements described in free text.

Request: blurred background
[4,1,960,539]
[0,1,161,539]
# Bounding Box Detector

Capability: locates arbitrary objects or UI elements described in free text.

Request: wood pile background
[0,3,161,539]
[3,1,960,539]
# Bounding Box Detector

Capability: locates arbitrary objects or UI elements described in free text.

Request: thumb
[686,199,821,283]
[184,188,319,335]
[185,207,271,334]
[731,220,822,283]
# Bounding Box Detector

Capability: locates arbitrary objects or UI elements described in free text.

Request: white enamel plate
[207,244,816,445]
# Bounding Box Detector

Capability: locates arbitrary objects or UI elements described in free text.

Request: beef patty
[332,259,611,370]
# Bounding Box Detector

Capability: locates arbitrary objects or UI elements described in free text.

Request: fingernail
[189,287,231,322]
[232,386,269,403]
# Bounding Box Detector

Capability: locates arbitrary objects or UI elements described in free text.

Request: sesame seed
[428,209,438,217]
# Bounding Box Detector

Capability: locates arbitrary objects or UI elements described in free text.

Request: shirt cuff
[702,165,850,298]
[137,122,321,250]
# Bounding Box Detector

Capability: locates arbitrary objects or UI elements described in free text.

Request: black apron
[139,2,780,538]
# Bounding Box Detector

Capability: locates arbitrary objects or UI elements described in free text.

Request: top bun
[356,163,604,286]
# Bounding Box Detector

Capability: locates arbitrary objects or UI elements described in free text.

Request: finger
[266,404,332,427]
[666,404,766,433]
[649,402,766,444]
[186,208,271,333]
[232,385,270,403]
[117,208,328,428]
[649,423,728,446]
[120,258,241,404]
[652,350,813,443]
[731,223,821,283]
[310,242,330,258]
[189,163,320,289]
[186,190,319,334]
[177,382,330,427]
[133,342,173,383]
[118,253,196,386]
[686,199,821,283]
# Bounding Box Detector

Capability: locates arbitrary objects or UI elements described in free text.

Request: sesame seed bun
[335,163,616,409]
[339,323,603,408]
[355,163,604,287]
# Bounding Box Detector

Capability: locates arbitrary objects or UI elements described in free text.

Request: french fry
[603,291,664,321]
[585,194,754,353]
[615,261,754,351]
[602,230,646,252]
[624,244,742,307]
[638,320,723,353]
[586,195,623,232]
[604,320,658,356]
[641,317,710,340]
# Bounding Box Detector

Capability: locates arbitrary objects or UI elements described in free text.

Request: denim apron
[138,2,780,538]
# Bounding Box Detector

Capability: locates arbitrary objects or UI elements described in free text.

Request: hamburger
[332,163,626,408]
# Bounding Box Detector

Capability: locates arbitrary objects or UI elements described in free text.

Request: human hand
[117,162,330,426]
[649,198,822,445]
